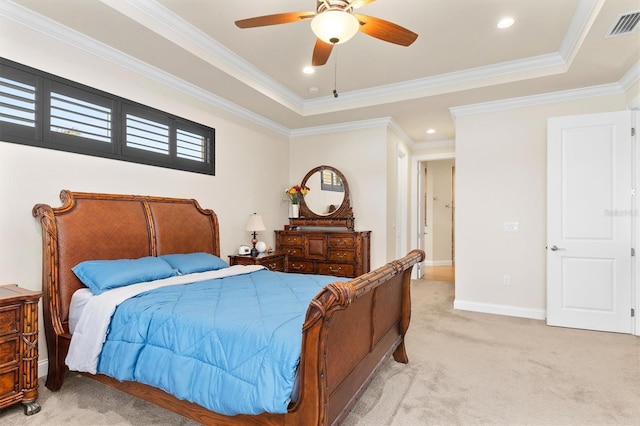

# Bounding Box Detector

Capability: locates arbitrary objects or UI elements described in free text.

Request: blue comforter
[96,269,346,415]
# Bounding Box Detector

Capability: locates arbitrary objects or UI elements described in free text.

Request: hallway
[421,265,454,283]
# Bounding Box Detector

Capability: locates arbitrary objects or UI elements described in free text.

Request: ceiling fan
[235,0,418,66]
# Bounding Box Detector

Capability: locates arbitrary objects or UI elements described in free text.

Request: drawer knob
[329,266,342,272]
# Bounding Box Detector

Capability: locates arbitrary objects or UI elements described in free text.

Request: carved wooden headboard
[33,190,220,332]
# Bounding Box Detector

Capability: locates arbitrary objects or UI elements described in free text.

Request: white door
[547,111,633,333]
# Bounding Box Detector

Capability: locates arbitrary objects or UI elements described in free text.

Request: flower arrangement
[285,184,310,205]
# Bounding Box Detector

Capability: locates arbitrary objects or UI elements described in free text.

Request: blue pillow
[160,252,229,275]
[72,256,177,295]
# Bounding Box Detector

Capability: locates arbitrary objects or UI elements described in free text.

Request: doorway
[411,153,455,278]
[422,159,455,277]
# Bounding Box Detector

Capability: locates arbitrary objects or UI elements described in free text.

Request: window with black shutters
[0,58,215,175]
[0,65,38,142]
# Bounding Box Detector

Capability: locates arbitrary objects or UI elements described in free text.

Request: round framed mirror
[294,165,354,229]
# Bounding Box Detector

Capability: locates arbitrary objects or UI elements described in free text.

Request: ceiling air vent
[606,11,640,37]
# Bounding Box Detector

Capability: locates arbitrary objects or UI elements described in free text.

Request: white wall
[289,126,389,269]
[387,129,413,261]
[0,17,290,365]
[453,93,629,319]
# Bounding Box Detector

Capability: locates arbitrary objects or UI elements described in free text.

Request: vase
[289,203,299,219]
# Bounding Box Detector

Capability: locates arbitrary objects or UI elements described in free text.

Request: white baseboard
[453,299,546,320]
[39,359,48,378]
[424,260,453,267]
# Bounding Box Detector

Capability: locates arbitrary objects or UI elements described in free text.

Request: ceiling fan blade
[312,39,334,66]
[354,14,418,46]
[351,0,376,9]
[235,12,315,28]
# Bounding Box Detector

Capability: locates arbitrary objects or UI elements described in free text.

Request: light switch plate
[504,222,519,232]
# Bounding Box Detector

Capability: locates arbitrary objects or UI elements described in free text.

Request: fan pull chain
[333,43,339,98]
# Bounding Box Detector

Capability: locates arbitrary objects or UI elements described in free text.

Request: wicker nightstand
[0,284,42,415]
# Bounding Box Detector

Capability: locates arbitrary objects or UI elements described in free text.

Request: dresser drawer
[287,260,315,274]
[0,306,19,336]
[0,337,19,368]
[318,263,355,277]
[328,235,356,248]
[280,234,303,246]
[328,249,355,262]
[282,246,304,258]
[0,367,19,398]
[262,257,285,272]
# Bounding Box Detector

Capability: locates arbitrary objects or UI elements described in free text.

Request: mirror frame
[291,165,354,230]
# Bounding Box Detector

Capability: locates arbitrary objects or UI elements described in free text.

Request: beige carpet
[2,280,639,425]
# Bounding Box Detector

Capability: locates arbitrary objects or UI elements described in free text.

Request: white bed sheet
[65,265,265,374]
[69,288,92,334]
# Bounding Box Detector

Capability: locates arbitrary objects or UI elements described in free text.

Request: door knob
[549,245,565,251]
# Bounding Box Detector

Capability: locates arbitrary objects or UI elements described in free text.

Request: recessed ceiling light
[426,129,436,134]
[303,66,315,74]
[497,17,515,29]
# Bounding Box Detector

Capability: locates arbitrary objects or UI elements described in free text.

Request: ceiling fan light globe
[311,10,359,45]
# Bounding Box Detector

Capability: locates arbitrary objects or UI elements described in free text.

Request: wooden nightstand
[0,284,42,415]
[228,252,287,272]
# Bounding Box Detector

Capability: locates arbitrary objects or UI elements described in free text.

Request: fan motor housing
[317,0,354,14]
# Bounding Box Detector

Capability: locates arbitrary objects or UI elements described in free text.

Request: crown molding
[411,139,456,150]
[0,0,290,136]
[1,0,626,140]
[387,118,415,148]
[303,52,568,114]
[450,60,638,118]
[288,116,417,149]
[98,0,601,117]
[558,0,604,63]
[301,0,603,115]
[450,83,624,119]
[100,0,305,114]
[289,117,392,137]
[620,60,640,91]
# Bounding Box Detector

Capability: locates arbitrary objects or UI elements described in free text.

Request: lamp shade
[246,213,266,232]
[311,10,359,45]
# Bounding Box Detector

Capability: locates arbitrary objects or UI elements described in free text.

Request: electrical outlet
[503,275,511,286]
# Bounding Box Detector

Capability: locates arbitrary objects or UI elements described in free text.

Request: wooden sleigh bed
[32,190,425,425]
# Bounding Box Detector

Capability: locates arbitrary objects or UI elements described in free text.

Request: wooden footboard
[85,250,424,426]
[292,249,424,425]
[32,190,424,426]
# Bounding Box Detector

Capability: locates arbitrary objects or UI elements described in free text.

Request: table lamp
[246,213,266,257]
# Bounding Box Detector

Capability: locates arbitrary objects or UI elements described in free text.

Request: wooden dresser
[0,284,42,415]
[275,230,370,278]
